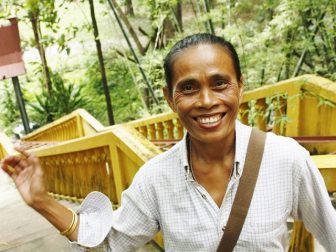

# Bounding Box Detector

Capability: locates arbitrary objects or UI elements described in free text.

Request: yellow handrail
[121,112,184,142]
[311,155,336,192]
[30,125,160,205]
[240,74,336,153]
[22,109,105,142]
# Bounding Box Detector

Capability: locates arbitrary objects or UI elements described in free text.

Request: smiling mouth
[195,113,225,125]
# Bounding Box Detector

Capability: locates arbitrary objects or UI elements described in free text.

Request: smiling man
[163,42,243,207]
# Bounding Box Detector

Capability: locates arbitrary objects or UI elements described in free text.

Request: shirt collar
[180,133,192,181]
[233,120,252,178]
[179,120,252,181]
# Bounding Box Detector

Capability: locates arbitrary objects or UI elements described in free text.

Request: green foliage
[79,53,146,125]
[133,48,170,114]
[2,0,335,132]
[301,90,336,108]
[0,81,21,134]
[247,93,289,134]
[29,72,87,124]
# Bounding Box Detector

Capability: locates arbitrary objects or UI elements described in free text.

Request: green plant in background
[79,53,146,125]
[133,48,170,114]
[300,90,336,109]
[1,0,335,136]
[29,72,87,125]
[247,100,258,127]
[0,81,21,134]
[317,97,336,108]
[264,94,289,135]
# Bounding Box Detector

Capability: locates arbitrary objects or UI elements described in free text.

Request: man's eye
[214,80,229,89]
[181,83,195,92]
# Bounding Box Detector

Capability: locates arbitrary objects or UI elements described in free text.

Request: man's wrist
[31,193,54,211]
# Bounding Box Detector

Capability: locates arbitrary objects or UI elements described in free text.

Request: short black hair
[163,33,242,96]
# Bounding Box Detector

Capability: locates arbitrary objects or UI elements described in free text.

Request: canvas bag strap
[217,128,266,252]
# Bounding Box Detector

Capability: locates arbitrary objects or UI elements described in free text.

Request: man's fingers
[14,146,40,167]
[2,156,27,172]
[1,156,21,168]
[1,163,18,179]
[2,147,42,177]
[14,146,31,159]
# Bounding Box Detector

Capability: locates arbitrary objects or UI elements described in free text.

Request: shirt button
[201,194,207,199]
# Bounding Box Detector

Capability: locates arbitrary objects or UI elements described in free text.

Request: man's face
[164,43,243,144]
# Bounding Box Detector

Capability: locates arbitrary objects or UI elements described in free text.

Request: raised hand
[1,146,48,208]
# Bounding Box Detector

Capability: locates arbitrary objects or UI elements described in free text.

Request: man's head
[163,33,242,97]
[162,33,243,145]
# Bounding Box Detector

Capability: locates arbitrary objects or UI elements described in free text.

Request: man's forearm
[33,195,79,241]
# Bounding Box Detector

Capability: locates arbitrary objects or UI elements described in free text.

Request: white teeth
[197,114,222,124]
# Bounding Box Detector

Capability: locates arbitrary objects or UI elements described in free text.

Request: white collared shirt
[71,121,336,251]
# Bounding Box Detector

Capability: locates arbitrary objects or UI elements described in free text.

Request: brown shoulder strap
[217,128,266,252]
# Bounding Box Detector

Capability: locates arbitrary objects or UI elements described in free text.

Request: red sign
[0,18,26,79]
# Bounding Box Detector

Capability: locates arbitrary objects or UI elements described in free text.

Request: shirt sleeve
[292,149,336,251]
[69,191,114,251]
[69,169,160,251]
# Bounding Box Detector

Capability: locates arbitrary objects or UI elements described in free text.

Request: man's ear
[163,86,176,112]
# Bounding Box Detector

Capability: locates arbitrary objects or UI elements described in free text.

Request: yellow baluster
[149,124,156,140]
[239,102,249,125]
[255,98,267,131]
[165,120,174,139]
[157,122,164,140]
[288,221,314,252]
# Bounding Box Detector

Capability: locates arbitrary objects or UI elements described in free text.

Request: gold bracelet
[60,208,78,237]
[66,210,78,237]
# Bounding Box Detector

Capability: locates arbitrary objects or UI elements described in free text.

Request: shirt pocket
[239,214,288,243]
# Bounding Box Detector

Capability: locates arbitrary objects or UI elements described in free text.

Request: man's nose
[197,87,218,109]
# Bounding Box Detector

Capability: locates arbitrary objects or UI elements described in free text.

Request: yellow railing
[123,112,184,142]
[22,109,105,142]
[30,125,160,206]
[239,74,336,154]
[29,125,164,246]
[312,155,336,192]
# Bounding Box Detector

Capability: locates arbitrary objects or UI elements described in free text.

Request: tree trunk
[204,0,215,34]
[88,0,115,125]
[195,0,210,33]
[284,30,292,79]
[107,0,159,108]
[124,0,134,16]
[172,1,183,32]
[110,0,144,55]
[29,12,52,96]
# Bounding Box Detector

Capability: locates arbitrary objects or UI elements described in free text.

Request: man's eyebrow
[209,73,232,81]
[175,77,198,86]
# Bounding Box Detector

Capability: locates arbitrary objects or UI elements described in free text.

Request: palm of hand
[14,163,46,206]
[1,148,47,207]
